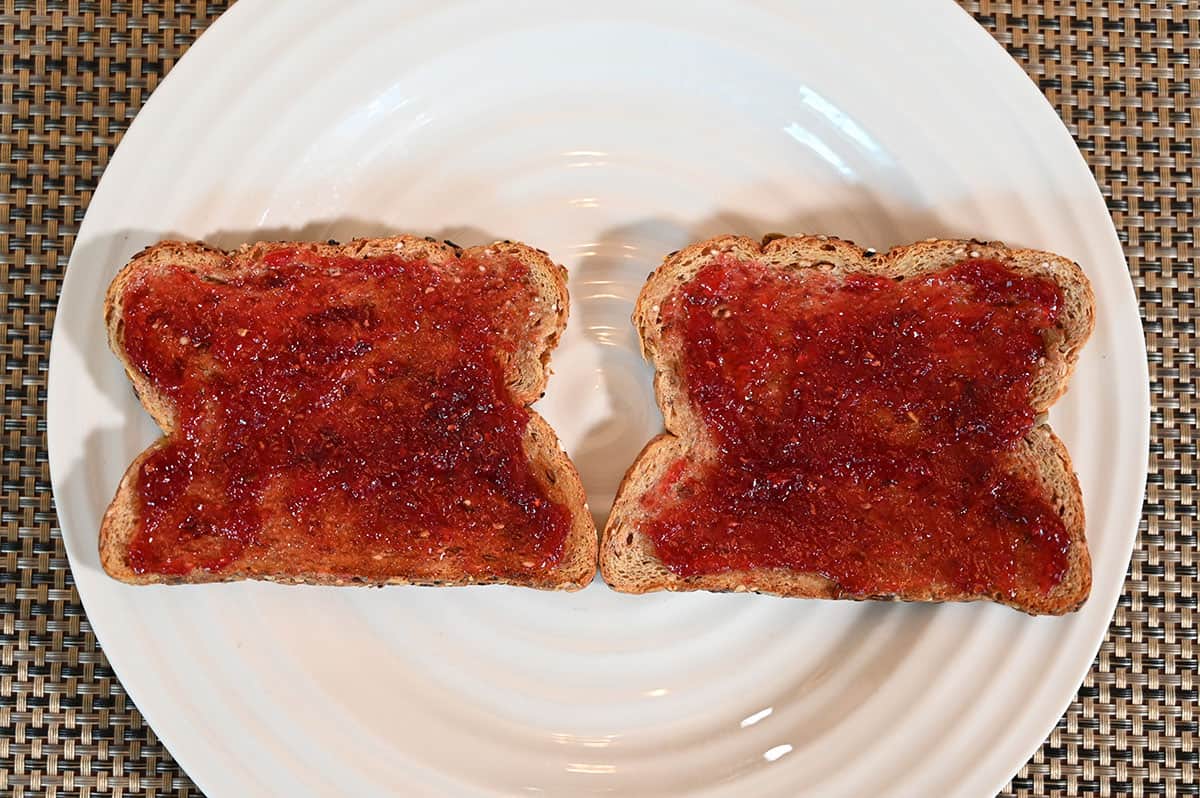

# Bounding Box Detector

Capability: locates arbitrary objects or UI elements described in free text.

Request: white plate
[47,1,1148,795]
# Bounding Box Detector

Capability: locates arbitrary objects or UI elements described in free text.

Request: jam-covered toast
[601,235,1095,614]
[101,236,596,589]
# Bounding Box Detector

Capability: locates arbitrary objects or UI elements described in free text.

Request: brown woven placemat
[1,1,1194,795]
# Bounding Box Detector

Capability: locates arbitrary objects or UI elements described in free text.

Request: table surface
[1,1,1195,796]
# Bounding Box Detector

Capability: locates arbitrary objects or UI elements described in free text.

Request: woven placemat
[1,1,1194,795]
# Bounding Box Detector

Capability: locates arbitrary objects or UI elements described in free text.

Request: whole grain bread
[600,234,1095,614]
[102,235,596,589]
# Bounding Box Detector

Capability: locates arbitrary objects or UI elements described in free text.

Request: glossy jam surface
[643,258,1069,597]
[121,248,570,578]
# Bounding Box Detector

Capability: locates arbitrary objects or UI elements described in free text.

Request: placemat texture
[0,1,1194,795]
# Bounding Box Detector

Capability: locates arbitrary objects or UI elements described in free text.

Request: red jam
[120,247,570,579]
[642,258,1069,597]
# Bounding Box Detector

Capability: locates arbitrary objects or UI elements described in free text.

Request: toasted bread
[601,235,1095,614]
[102,236,596,589]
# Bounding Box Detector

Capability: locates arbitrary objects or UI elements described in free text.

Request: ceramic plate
[47,1,1148,795]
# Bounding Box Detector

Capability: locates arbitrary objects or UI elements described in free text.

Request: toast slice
[601,235,1095,614]
[102,236,596,589]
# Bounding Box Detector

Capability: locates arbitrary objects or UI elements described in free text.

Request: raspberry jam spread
[120,247,570,579]
[642,257,1069,597]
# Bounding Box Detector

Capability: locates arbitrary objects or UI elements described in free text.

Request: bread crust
[600,235,1095,614]
[101,236,596,589]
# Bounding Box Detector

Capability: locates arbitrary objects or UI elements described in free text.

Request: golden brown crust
[101,236,596,589]
[601,234,1094,614]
